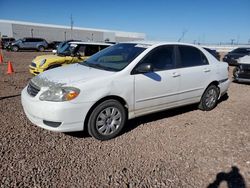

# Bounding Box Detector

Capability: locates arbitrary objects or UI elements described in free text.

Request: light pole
[31,28,34,38]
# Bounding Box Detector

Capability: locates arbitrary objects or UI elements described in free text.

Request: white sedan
[21,42,230,140]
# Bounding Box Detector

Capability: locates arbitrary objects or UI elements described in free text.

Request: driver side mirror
[134,63,153,74]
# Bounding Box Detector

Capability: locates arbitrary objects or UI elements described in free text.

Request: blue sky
[0,0,250,44]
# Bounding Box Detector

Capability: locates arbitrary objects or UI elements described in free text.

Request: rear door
[133,45,180,115]
[176,45,212,103]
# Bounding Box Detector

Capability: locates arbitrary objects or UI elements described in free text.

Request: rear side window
[178,46,208,68]
[100,45,110,50]
[140,45,175,71]
[85,45,99,56]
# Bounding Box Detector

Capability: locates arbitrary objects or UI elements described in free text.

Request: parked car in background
[22,42,230,140]
[1,37,15,49]
[203,47,220,60]
[233,55,250,83]
[52,40,82,54]
[48,41,62,50]
[10,37,48,52]
[29,41,112,75]
[223,47,250,66]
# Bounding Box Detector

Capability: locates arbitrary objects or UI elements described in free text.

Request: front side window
[178,46,208,68]
[138,45,175,71]
[79,43,146,72]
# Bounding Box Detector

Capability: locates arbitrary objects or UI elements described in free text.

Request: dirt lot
[0,51,249,188]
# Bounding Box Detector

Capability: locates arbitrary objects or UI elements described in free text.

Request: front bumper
[21,87,94,132]
[234,72,250,83]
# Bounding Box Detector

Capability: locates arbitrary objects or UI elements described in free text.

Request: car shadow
[0,94,21,100]
[123,103,198,134]
[66,94,229,139]
[207,166,246,188]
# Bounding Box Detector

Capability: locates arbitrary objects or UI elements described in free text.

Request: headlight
[39,87,80,102]
[40,59,46,67]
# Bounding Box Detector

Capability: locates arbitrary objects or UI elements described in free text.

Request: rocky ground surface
[0,51,249,187]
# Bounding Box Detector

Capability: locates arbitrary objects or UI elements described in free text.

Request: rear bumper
[218,79,230,97]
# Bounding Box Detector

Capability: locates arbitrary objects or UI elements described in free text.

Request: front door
[133,45,180,115]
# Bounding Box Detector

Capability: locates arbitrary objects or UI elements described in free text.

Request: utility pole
[178,29,188,42]
[31,28,34,38]
[70,14,74,40]
[230,39,235,45]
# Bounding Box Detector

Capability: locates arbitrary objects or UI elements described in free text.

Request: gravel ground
[0,51,249,188]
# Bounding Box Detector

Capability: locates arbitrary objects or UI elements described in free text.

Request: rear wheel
[87,99,127,140]
[198,85,219,111]
[38,45,45,52]
[11,45,19,52]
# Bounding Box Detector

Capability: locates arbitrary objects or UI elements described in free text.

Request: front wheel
[87,99,127,140]
[198,85,219,111]
[11,45,19,52]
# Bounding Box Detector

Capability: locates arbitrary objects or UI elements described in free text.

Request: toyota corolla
[21,42,230,140]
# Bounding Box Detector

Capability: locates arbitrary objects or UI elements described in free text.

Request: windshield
[79,43,146,72]
[57,42,76,56]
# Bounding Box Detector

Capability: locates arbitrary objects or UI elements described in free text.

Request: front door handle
[204,68,211,73]
[172,72,181,77]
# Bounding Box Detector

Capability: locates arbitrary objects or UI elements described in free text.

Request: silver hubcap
[205,88,217,108]
[96,107,122,135]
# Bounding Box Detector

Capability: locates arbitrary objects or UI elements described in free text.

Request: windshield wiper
[80,61,118,71]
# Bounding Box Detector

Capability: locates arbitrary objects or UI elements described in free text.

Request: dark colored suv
[1,37,15,49]
[223,47,250,65]
[11,38,48,52]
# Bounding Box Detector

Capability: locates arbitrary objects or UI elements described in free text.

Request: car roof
[123,40,206,49]
[69,41,112,46]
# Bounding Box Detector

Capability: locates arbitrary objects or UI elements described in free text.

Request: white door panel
[134,70,180,114]
[178,65,212,101]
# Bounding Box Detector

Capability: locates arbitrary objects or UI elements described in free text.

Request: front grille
[238,72,250,79]
[27,82,40,97]
[30,62,37,67]
[241,65,250,72]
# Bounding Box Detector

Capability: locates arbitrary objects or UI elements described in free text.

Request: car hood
[33,54,65,62]
[31,63,115,88]
[237,55,250,65]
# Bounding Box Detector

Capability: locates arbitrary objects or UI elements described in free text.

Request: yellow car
[29,41,112,75]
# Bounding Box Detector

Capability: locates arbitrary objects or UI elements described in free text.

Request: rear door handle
[172,72,181,77]
[203,68,211,73]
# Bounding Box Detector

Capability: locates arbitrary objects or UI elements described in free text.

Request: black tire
[198,85,219,111]
[38,46,45,52]
[87,99,127,140]
[11,45,19,52]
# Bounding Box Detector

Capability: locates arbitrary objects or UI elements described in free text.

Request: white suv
[21,42,230,140]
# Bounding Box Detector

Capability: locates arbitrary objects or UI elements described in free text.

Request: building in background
[0,19,145,42]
